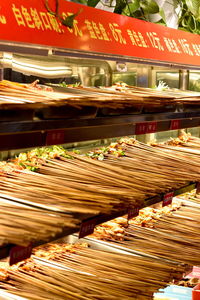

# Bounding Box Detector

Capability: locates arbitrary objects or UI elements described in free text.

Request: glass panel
[189,72,200,92]
[112,72,136,85]
[156,72,179,88]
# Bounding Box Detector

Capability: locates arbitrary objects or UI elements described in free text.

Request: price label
[162,191,174,207]
[127,207,139,220]
[146,122,157,133]
[135,123,147,135]
[9,244,32,266]
[135,122,157,135]
[185,266,200,278]
[170,119,181,130]
[79,218,97,238]
[46,130,65,145]
[196,182,200,194]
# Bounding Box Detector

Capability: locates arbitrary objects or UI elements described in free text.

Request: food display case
[0,1,200,298]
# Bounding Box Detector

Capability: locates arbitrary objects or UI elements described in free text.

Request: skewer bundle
[124,202,200,266]
[0,240,185,299]
[0,257,152,299]
[1,137,200,219]
[38,139,200,198]
[0,169,123,215]
[0,200,78,246]
[1,134,200,247]
[92,200,200,266]
[1,80,200,110]
[33,243,186,286]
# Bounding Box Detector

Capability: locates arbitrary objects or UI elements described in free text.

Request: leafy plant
[47,0,200,34]
[87,0,160,21]
[177,0,200,33]
[85,0,200,34]
[45,0,82,28]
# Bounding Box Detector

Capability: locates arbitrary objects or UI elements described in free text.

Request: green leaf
[173,0,181,9]
[159,8,166,24]
[61,15,75,28]
[114,0,127,14]
[131,10,144,18]
[156,20,166,26]
[140,0,159,14]
[129,0,140,12]
[181,17,189,28]
[61,8,83,29]
[87,0,101,7]
[71,0,87,3]
[188,15,196,31]
[122,0,140,16]
[185,0,200,18]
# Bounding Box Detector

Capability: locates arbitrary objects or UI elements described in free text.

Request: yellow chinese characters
[12,4,62,33]
[127,30,148,48]
[109,23,126,44]
[84,20,126,44]
[146,32,164,51]
[0,10,6,25]
[163,38,181,54]
[85,20,109,41]
[178,39,194,56]
[192,44,200,56]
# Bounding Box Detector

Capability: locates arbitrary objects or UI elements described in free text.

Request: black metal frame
[0,111,199,150]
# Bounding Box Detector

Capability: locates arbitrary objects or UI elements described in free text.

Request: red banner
[0,0,200,67]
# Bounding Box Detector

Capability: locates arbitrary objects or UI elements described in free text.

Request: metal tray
[56,234,187,268]
[54,234,131,255]
[80,235,181,265]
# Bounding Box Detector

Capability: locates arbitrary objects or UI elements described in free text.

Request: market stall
[0,0,200,299]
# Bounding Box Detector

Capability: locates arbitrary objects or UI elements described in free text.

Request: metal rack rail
[0,111,199,150]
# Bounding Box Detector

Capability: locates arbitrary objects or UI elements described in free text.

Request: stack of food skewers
[0,133,200,247]
[0,133,200,299]
[1,80,200,112]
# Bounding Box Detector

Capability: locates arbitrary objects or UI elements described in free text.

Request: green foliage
[178,0,200,33]
[44,0,200,34]
[124,0,140,14]
[114,0,127,14]
[87,0,101,7]
[84,0,200,34]
[121,0,160,20]
[185,0,200,18]
[159,8,166,24]
[140,0,159,14]
[84,0,162,21]
[61,8,83,28]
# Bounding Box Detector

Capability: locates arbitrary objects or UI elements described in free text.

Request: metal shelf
[0,181,195,263]
[0,111,200,150]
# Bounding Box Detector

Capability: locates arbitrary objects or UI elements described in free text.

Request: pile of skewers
[0,134,200,299]
[1,80,200,111]
[0,199,78,246]
[0,134,200,246]
[0,240,187,300]
[90,197,200,266]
